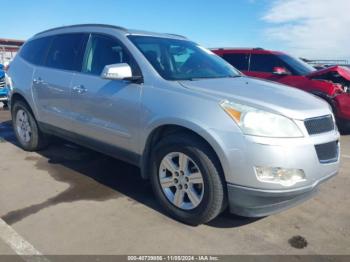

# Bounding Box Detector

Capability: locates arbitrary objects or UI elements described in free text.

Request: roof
[34,24,187,40]
[35,24,128,36]
[210,47,286,55]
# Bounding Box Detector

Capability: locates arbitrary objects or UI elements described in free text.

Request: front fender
[140,116,240,183]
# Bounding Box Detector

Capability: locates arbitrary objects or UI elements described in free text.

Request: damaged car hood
[306,65,350,81]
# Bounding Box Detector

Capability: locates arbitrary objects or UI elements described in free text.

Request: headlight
[220,101,303,138]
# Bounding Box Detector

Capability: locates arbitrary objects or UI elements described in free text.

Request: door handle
[33,77,43,85]
[72,85,87,94]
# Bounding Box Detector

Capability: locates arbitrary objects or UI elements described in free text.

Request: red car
[212,48,350,131]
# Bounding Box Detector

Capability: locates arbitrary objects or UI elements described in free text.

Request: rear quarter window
[222,53,250,71]
[20,36,52,65]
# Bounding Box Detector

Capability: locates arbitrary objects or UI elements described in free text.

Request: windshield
[128,35,240,80]
[278,54,316,75]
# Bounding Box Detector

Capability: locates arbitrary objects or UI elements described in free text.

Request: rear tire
[150,133,227,225]
[11,101,48,151]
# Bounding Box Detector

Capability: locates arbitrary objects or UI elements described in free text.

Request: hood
[306,65,350,81]
[179,76,331,120]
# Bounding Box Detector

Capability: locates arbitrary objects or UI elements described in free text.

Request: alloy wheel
[15,109,32,144]
[158,152,204,210]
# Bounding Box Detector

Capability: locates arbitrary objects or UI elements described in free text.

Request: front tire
[11,101,48,151]
[337,118,350,134]
[150,134,227,225]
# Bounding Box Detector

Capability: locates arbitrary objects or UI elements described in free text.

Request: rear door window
[45,33,87,71]
[20,36,53,65]
[222,53,250,71]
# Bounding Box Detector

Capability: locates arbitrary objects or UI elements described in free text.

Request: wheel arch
[140,120,227,181]
[10,92,36,116]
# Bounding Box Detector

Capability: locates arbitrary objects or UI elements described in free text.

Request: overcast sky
[263,0,350,60]
[0,0,348,61]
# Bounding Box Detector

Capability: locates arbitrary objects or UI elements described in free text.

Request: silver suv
[8,24,340,225]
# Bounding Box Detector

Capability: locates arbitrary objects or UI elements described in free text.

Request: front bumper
[227,170,337,217]
[216,126,340,190]
[211,120,340,216]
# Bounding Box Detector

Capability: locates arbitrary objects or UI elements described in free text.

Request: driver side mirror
[272,67,290,76]
[101,63,133,80]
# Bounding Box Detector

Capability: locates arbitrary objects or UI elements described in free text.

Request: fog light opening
[255,167,306,187]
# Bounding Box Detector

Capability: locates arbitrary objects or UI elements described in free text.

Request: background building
[0,38,24,64]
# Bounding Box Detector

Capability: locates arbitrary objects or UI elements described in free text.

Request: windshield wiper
[181,75,242,81]
[223,75,242,78]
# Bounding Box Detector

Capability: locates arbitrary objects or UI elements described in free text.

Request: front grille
[315,141,339,163]
[304,115,334,135]
[0,77,5,88]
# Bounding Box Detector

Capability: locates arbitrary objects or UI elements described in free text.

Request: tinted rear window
[222,53,249,71]
[45,34,87,71]
[20,37,52,65]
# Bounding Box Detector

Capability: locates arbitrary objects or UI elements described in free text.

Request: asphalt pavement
[0,106,349,256]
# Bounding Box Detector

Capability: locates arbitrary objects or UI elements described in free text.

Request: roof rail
[165,33,187,39]
[210,47,263,51]
[35,24,128,36]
